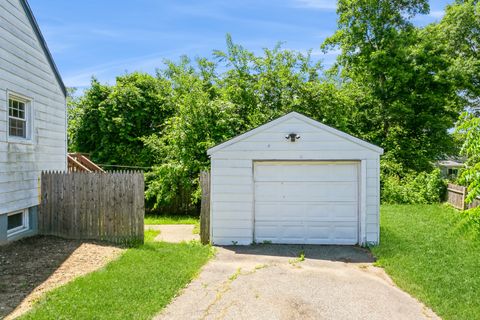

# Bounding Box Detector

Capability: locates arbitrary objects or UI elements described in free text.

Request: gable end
[207,112,383,155]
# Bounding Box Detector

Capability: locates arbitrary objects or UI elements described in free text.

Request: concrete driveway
[156,245,439,320]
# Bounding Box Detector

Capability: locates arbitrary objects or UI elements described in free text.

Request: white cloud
[63,51,181,88]
[62,42,219,88]
[411,9,445,26]
[293,0,337,10]
[428,10,444,19]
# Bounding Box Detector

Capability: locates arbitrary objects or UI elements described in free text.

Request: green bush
[381,169,446,204]
[458,207,480,238]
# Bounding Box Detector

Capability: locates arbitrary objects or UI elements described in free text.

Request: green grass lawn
[20,230,212,320]
[144,214,198,225]
[372,204,480,320]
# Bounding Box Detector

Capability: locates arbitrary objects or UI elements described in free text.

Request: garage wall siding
[210,116,382,246]
[366,158,380,243]
[0,0,67,215]
[211,159,254,245]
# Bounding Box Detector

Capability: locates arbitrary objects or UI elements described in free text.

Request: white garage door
[254,161,359,245]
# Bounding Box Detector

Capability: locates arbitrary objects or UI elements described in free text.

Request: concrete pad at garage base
[155,245,439,320]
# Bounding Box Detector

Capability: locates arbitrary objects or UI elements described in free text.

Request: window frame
[448,168,459,176]
[6,91,34,143]
[7,209,29,237]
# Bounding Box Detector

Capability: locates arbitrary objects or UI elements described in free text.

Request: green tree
[215,35,326,128]
[435,0,480,107]
[143,58,240,209]
[70,79,111,157]
[71,73,173,167]
[142,38,354,209]
[323,0,464,173]
[66,87,82,151]
[437,0,480,202]
[456,112,480,202]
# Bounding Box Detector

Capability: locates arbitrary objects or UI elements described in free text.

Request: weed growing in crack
[228,268,241,281]
[289,250,306,267]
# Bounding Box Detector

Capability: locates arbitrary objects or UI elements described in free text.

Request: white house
[207,112,383,246]
[436,158,464,180]
[0,0,67,244]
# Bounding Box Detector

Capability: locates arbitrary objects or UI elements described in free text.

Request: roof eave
[19,0,67,97]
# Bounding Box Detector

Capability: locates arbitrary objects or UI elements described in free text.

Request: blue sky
[29,0,453,90]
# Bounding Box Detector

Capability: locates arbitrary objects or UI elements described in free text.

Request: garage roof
[207,112,384,155]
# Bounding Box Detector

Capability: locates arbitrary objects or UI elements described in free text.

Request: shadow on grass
[0,236,79,318]
[0,236,119,319]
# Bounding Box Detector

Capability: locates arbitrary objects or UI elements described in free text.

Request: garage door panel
[255,205,300,221]
[304,225,330,241]
[305,204,357,220]
[255,181,357,202]
[255,203,358,221]
[254,163,358,182]
[304,238,357,245]
[334,226,358,241]
[280,225,305,242]
[254,162,359,245]
[305,225,357,245]
[254,225,278,238]
[255,223,358,245]
[255,223,307,243]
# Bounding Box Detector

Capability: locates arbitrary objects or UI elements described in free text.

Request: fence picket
[446,183,480,210]
[38,171,144,244]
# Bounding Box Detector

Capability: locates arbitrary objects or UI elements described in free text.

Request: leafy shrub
[143,97,241,212]
[467,208,480,235]
[455,207,480,240]
[456,112,480,203]
[381,169,446,204]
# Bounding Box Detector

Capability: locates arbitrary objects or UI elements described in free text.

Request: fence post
[200,171,211,245]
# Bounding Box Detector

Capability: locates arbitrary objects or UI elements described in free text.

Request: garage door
[254,161,359,245]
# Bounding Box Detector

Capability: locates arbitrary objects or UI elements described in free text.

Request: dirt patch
[0,236,125,319]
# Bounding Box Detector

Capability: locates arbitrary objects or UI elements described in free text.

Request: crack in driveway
[202,264,273,320]
[156,245,440,320]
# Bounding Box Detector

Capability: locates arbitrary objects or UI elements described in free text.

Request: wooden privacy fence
[446,183,480,210]
[39,171,145,244]
[199,171,211,244]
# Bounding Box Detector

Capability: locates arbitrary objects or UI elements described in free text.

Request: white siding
[0,0,66,215]
[210,159,254,245]
[366,158,380,243]
[209,114,382,246]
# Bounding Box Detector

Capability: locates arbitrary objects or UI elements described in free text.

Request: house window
[448,168,458,176]
[7,210,29,236]
[8,95,31,139]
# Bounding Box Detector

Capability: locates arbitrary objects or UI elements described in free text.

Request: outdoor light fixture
[285,133,300,142]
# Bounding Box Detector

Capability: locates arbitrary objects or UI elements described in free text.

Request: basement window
[7,210,29,236]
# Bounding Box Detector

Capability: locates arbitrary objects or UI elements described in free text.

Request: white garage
[207,112,383,246]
